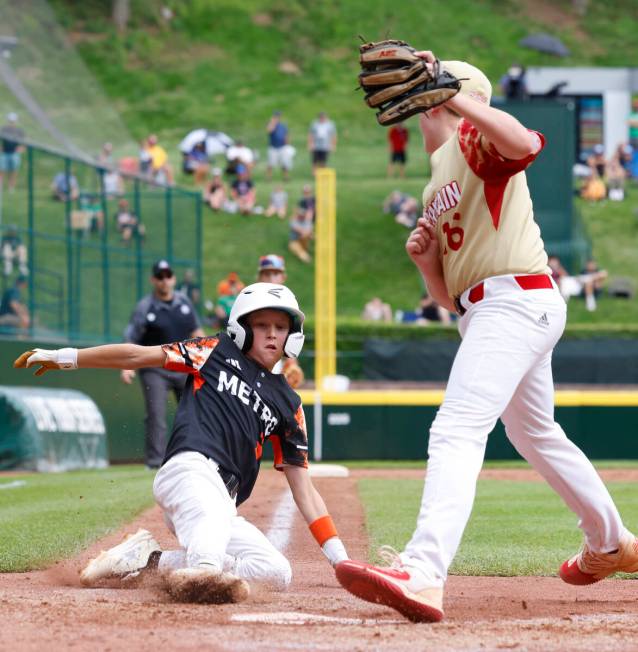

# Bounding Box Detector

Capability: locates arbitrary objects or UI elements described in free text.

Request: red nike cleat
[335,548,444,623]
[559,531,638,585]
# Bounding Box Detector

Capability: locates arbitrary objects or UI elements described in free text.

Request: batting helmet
[227,283,305,359]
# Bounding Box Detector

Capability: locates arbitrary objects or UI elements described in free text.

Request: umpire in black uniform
[122,259,204,468]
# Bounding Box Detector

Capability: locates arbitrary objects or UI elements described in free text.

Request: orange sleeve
[162,337,218,373]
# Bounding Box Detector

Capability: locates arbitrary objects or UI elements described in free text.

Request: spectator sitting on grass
[226,140,255,175]
[0,112,25,193]
[1,225,28,277]
[184,141,210,186]
[361,297,392,322]
[416,292,452,325]
[115,198,145,244]
[383,190,419,228]
[298,184,316,222]
[288,207,313,263]
[217,271,245,298]
[203,168,227,211]
[52,171,80,202]
[0,274,29,330]
[231,166,256,215]
[548,255,608,312]
[265,185,288,219]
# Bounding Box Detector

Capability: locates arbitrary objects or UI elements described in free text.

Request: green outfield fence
[0,140,202,343]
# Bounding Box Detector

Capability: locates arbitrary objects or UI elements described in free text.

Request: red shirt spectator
[388,124,409,153]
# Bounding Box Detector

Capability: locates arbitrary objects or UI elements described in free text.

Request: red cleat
[559,531,638,585]
[335,550,444,623]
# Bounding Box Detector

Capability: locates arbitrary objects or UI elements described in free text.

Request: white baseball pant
[153,451,292,588]
[403,274,625,583]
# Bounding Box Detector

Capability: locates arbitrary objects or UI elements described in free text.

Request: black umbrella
[519,33,570,57]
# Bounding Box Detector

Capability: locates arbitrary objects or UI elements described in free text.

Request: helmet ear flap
[227,319,253,352]
[284,332,304,359]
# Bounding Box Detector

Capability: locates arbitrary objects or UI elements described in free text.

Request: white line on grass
[0,480,26,490]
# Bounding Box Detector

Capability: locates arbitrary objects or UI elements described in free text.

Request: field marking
[231,610,635,628]
[0,480,26,490]
[231,611,405,626]
[265,489,296,552]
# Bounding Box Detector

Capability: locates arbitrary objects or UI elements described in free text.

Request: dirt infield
[2,468,638,652]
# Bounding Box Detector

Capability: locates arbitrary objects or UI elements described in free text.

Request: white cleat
[80,528,161,586]
[166,567,250,604]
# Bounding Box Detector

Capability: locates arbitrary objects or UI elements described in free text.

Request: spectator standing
[203,168,228,211]
[146,135,174,185]
[361,297,392,322]
[499,64,528,101]
[231,166,256,215]
[0,113,25,193]
[308,112,337,171]
[266,111,293,180]
[388,122,409,178]
[265,185,288,219]
[0,274,29,330]
[122,260,204,468]
[1,225,28,277]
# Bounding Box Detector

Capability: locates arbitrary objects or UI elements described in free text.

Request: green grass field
[2,461,637,574]
[0,466,154,572]
[359,477,638,576]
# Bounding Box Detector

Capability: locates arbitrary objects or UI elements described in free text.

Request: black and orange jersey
[161,333,308,505]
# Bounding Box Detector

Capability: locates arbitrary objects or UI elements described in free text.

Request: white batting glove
[321,537,349,567]
[14,348,78,376]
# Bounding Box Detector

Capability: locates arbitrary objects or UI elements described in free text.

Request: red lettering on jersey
[442,212,464,252]
[424,180,461,224]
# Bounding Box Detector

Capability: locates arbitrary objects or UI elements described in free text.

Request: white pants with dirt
[403,274,624,583]
[153,451,291,588]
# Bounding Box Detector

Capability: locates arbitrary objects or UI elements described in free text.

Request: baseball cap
[258,254,286,273]
[441,61,492,105]
[228,271,239,281]
[152,259,173,277]
[593,144,604,155]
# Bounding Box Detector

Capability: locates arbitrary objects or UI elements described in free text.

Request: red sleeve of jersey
[458,119,545,182]
[162,336,219,373]
[272,404,309,471]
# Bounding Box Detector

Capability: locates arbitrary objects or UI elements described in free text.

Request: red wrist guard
[309,515,338,546]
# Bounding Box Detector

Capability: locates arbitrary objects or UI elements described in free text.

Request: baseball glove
[282,358,305,389]
[358,39,462,126]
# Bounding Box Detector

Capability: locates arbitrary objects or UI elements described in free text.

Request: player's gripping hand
[13,348,78,376]
[405,218,440,272]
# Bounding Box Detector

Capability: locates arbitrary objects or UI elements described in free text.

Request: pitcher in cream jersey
[335,51,638,624]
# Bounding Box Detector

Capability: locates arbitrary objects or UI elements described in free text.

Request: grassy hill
[39,0,638,325]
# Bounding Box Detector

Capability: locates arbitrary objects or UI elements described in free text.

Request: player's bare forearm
[446,94,538,160]
[283,465,330,523]
[77,344,165,369]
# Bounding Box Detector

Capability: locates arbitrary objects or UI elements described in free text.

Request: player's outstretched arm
[14,343,165,376]
[283,465,348,567]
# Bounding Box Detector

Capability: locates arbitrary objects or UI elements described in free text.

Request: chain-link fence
[0,141,202,343]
